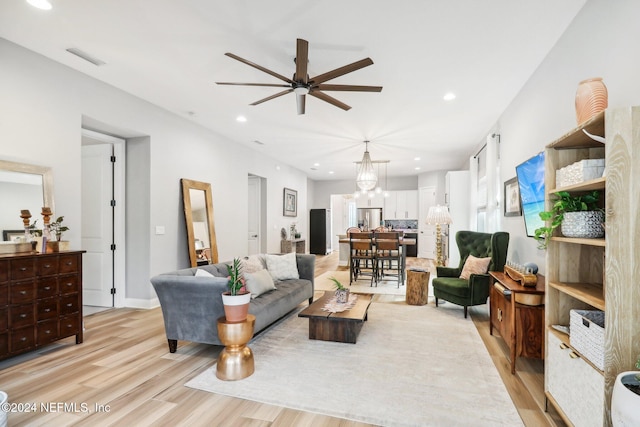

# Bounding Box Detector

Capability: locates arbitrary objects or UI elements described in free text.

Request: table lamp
[425,205,453,266]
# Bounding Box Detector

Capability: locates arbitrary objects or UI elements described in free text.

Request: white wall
[496,0,640,274]
[0,38,309,305]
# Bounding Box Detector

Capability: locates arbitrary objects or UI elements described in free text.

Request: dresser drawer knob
[20,290,27,295]
[20,313,27,318]
[559,342,569,350]
[44,308,51,312]
[44,286,51,291]
[44,330,51,334]
[569,351,579,359]
[20,267,27,271]
[44,264,51,268]
[66,262,72,266]
[66,303,73,307]
[497,308,502,322]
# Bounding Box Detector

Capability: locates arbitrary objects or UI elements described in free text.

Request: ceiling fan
[216,38,382,115]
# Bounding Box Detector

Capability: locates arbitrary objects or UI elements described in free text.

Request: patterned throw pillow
[459,255,491,280]
[242,254,266,274]
[244,269,277,298]
[265,252,299,281]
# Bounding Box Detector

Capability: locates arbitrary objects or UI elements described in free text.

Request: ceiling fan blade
[310,58,374,85]
[315,84,383,92]
[216,82,291,88]
[224,52,293,84]
[308,91,351,111]
[249,89,293,106]
[296,94,306,115]
[295,39,309,84]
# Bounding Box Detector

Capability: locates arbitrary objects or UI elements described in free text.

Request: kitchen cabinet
[355,192,384,209]
[384,190,418,219]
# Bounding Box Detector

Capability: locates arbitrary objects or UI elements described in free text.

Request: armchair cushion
[436,266,460,278]
[459,255,491,280]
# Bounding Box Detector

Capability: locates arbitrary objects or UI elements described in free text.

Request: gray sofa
[151,253,315,353]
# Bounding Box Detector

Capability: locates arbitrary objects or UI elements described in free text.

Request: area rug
[314,269,409,295]
[185,301,523,426]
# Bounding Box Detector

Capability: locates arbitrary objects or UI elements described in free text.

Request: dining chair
[349,232,377,286]
[374,232,403,287]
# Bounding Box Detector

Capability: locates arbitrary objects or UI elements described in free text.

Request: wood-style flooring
[0,253,565,426]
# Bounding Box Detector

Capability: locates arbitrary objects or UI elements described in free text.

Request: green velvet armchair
[433,231,509,318]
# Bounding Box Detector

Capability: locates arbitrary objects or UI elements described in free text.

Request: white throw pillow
[242,254,266,274]
[244,268,277,298]
[265,252,299,281]
[459,255,491,280]
[195,268,215,277]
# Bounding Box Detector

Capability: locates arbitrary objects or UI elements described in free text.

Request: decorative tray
[504,265,538,287]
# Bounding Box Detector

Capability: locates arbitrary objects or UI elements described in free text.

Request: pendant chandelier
[356,140,377,191]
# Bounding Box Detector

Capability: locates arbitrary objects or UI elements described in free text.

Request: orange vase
[575,77,608,125]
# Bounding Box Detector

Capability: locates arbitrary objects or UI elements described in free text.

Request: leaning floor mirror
[181,178,219,267]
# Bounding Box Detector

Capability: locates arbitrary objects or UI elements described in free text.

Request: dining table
[338,235,416,280]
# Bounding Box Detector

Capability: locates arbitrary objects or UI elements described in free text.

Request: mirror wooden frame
[181,178,218,267]
[0,159,55,214]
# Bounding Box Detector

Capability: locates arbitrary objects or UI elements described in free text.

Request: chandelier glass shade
[356,141,377,191]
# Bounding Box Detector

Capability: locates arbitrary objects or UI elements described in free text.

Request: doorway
[247,174,266,255]
[81,129,126,309]
[418,187,437,259]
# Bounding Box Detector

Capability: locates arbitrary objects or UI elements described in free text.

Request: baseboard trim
[125,297,160,309]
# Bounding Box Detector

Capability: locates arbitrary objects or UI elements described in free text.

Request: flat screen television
[515,152,545,237]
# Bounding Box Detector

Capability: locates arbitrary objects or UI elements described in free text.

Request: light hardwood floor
[0,253,564,426]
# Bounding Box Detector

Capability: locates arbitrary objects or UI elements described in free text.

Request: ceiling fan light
[294,86,309,95]
[27,0,52,10]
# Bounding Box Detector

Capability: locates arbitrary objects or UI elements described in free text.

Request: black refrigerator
[310,209,331,255]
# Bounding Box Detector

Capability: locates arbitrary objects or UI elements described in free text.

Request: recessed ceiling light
[236,115,247,122]
[414,157,421,161]
[27,0,52,10]
[328,171,334,174]
[415,167,421,170]
[314,163,320,167]
[443,93,456,101]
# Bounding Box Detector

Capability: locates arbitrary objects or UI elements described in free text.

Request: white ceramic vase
[221,292,251,322]
[611,371,640,426]
[561,211,605,238]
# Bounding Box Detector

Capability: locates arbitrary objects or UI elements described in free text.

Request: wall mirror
[181,178,218,267]
[0,160,54,242]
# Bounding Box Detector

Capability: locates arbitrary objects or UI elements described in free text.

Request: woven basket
[570,309,605,370]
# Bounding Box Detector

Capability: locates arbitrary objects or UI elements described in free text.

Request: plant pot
[561,211,605,238]
[335,288,350,303]
[612,371,640,426]
[221,292,251,322]
[46,240,70,253]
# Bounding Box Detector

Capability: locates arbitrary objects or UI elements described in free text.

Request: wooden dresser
[0,250,84,359]
[489,271,545,374]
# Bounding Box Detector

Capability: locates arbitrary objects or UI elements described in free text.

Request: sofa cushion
[195,268,215,278]
[242,254,266,274]
[265,252,299,281]
[244,268,276,299]
[459,255,491,280]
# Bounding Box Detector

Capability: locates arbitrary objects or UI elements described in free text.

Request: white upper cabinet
[384,190,418,219]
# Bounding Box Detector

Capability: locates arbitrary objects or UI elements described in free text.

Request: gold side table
[216,314,255,381]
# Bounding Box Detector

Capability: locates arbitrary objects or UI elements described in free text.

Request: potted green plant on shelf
[534,190,604,249]
[611,355,640,425]
[329,276,350,303]
[221,258,251,322]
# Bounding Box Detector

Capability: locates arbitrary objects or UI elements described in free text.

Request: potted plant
[534,190,604,249]
[221,258,251,322]
[47,216,70,252]
[611,355,640,426]
[329,277,350,303]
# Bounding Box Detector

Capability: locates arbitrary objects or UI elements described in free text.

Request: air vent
[66,48,106,66]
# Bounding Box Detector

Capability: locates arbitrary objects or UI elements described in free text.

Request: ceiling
[0,0,586,181]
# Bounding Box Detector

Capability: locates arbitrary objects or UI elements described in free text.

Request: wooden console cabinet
[0,250,84,359]
[489,271,545,374]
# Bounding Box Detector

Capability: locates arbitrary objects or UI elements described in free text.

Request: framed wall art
[504,177,522,217]
[283,188,297,217]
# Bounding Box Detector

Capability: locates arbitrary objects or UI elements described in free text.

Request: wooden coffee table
[298,292,372,343]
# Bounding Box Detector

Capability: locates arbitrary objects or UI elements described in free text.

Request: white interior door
[418,187,437,259]
[81,144,114,307]
[247,176,261,255]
